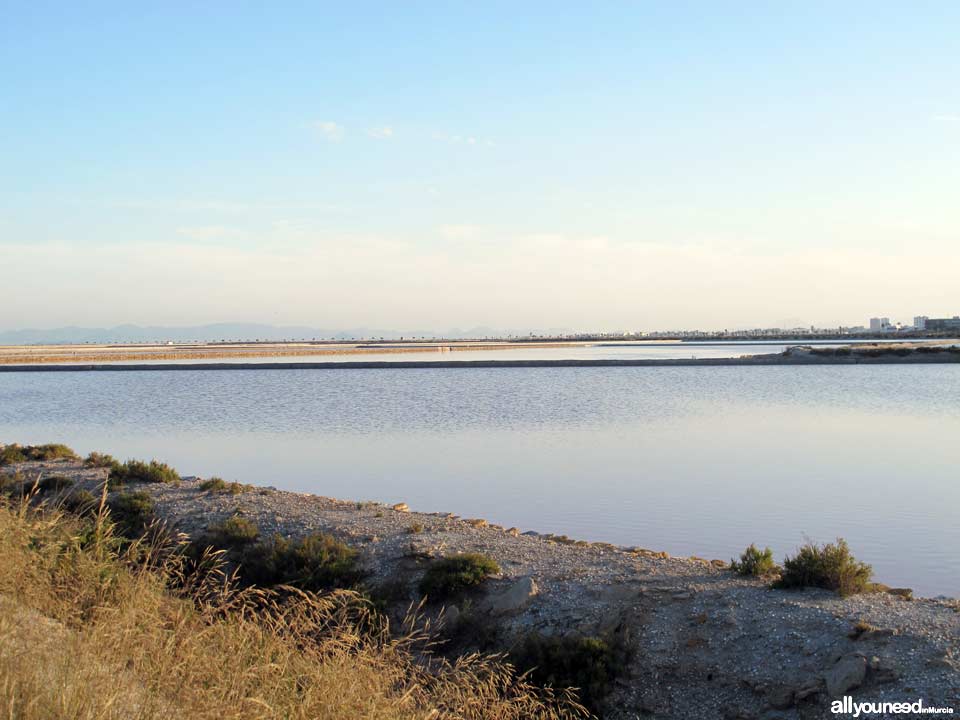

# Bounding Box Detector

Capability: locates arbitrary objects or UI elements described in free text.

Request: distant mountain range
[0,323,572,344]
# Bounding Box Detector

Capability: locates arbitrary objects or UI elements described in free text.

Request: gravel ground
[6,457,959,720]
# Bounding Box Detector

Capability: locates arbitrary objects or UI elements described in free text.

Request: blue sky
[2,2,958,331]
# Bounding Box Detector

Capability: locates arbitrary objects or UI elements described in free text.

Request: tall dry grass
[0,489,588,720]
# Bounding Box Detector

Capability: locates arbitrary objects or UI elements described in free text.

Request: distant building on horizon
[869,317,892,332]
[914,316,928,331]
[925,316,960,332]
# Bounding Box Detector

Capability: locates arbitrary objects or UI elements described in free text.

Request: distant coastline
[1,346,958,372]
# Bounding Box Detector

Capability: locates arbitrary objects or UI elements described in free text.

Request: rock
[506,527,520,536]
[794,679,821,702]
[825,654,867,697]
[711,559,729,568]
[766,684,795,709]
[722,704,757,719]
[391,502,410,512]
[442,604,460,628]
[521,530,539,536]
[483,576,539,615]
[869,656,899,684]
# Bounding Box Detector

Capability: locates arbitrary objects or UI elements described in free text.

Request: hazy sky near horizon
[3,2,959,332]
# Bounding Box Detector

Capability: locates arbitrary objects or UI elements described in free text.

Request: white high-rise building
[914,316,928,330]
[869,317,891,332]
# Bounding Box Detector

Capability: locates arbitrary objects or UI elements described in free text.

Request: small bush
[1,443,80,465]
[241,532,362,591]
[730,544,778,576]
[199,477,227,492]
[407,522,424,534]
[61,488,99,516]
[0,445,27,466]
[84,451,119,469]
[774,538,872,596]
[510,633,630,714]
[108,491,156,537]
[35,475,75,494]
[206,515,260,548]
[109,459,180,487]
[24,443,78,461]
[419,553,500,599]
[199,477,251,494]
[0,470,26,494]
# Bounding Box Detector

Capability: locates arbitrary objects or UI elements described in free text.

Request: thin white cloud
[432,131,494,147]
[313,120,344,142]
[367,126,394,140]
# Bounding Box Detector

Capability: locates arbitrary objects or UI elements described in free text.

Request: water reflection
[1,364,958,596]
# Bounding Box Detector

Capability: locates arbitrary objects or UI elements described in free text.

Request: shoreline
[2,351,959,372]
[3,453,959,716]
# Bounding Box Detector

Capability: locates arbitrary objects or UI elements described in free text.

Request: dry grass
[0,493,588,720]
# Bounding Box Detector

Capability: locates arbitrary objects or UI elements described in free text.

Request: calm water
[1,363,958,596]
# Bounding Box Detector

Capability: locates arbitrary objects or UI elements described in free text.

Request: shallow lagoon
[1,362,958,596]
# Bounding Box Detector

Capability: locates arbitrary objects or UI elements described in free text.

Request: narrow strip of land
[1,351,958,372]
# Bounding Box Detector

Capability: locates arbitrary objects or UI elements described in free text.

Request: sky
[2,1,959,332]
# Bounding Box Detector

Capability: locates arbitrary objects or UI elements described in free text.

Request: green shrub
[206,515,260,548]
[84,451,119,469]
[0,470,23,493]
[730,544,778,576]
[1,443,80,464]
[419,553,500,599]
[199,477,251,494]
[199,477,227,492]
[109,459,180,487]
[510,633,630,714]
[240,532,362,591]
[774,538,872,596]
[24,444,78,461]
[36,475,75,494]
[0,446,27,466]
[108,491,156,537]
[62,488,99,516]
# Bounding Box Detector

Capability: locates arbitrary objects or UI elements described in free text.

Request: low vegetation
[419,553,500,600]
[204,515,260,548]
[510,632,631,715]
[35,475,75,494]
[84,451,119,469]
[199,477,253,494]
[196,517,364,593]
[108,491,157,538]
[730,544,779,577]
[240,532,364,592]
[0,443,78,465]
[109,459,180,487]
[774,538,873,596]
[61,488,99,516]
[0,495,587,720]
